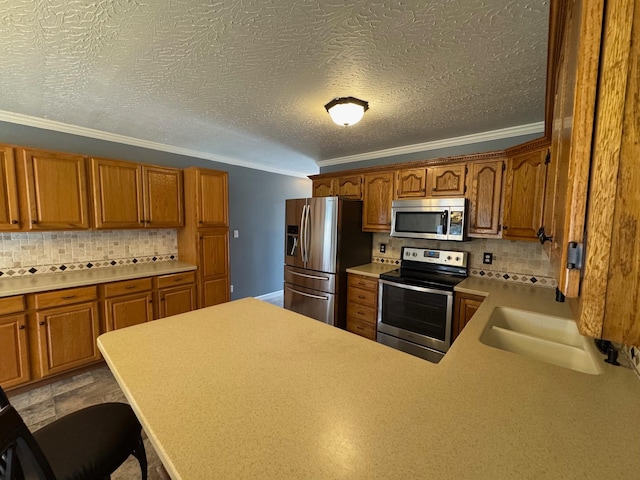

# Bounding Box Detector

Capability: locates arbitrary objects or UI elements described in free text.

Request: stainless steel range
[377,246,468,363]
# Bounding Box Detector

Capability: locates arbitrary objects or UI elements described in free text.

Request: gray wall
[319,133,541,173]
[0,121,311,299]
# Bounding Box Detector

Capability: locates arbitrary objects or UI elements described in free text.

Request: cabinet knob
[39,321,45,326]
[11,219,18,224]
[31,220,38,224]
[19,325,25,330]
[432,188,436,191]
[503,225,508,230]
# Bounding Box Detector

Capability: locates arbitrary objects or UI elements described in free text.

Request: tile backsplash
[0,230,178,277]
[371,233,557,288]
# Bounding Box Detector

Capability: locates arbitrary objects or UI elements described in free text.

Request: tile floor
[7,366,169,480]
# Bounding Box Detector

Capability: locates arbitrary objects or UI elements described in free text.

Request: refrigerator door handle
[288,287,329,301]
[299,204,307,263]
[304,204,311,263]
[287,270,330,282]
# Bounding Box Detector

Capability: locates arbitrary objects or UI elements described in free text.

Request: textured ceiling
[0,1,549,176]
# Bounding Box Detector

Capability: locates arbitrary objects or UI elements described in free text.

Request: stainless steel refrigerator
[284,197,372,328]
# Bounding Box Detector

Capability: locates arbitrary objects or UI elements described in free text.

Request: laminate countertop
[0,261,197,298]
[98,279,640,479]
[345,262,399,278]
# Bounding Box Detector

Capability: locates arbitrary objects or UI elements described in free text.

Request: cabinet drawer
[347,286,377,308]
[0,295,25,315]
[347,316,376,340]
[156,271,196,289]
[103,277,153,297]
[348,274,377,291]
[33,286,97,309]
[347,301,377,323]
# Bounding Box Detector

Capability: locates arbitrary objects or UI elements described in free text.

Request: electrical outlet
[230,285,234,293]
[379,243,386,253]
[483,252,493,265]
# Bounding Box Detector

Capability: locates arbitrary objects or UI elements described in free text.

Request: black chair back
[0,402,57,479]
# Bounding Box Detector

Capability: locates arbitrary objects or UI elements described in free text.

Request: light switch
[233,230,239,238]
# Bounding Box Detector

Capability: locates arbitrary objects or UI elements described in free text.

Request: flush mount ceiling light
[324,97,369,126]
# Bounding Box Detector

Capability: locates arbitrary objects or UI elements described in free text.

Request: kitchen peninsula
[98,289,640,479]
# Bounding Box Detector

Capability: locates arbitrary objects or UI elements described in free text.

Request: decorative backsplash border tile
[0,230,178,277]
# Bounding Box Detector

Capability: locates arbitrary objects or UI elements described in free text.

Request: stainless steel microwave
[390,198,467,241]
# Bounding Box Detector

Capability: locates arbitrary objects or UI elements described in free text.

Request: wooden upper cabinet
[90,158,184,229]
[90,157,144,228]
[362,171,394,231]
[190,168,228,228]
[396,168,427,199]
[312,178,336,197]
[0,146,20,231]
[16,148,90,230]
[143,165,184,228]
[502,147,548,241]
[426,164,466,196]
[467,160,504,237]
[338,175,362,199]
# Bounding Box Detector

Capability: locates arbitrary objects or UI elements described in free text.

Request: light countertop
[98,282,640,479]
[0,261,197,297]
[346,262,398,278]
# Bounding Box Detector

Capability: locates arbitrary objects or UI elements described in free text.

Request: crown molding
[316,122,545,167]
[0,110,313,178]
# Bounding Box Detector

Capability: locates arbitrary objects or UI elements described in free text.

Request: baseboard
[255,290,284,302]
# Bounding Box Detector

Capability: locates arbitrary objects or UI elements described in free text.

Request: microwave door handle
[442,211,448,235]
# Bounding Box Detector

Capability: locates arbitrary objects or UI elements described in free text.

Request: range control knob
[455,256,460,262]
[412,252,417,257]
[447,255,452,260]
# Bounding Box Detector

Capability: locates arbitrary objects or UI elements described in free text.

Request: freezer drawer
[284,283,336,326]
[284,265,336,293]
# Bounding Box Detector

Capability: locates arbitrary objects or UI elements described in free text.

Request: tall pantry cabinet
[177,167,230,308]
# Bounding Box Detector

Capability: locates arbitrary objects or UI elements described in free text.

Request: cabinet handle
[356,326,364,331]
[357,295,366,300]
[174,277,183,282]
[61,295,77,299]
[125,285,137,290]
[358,311,365,315]
[19,325,25,330]
[11,219,18,224]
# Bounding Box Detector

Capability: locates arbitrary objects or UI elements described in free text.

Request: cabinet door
[312,178,336,197]
[158,284,196,318]
[143,166,184,228]
[90,158,144,229]
[202,278,229,307]
[0,146,20,231]
[467,160,504,237]
[18,149,90,230]
[104,292,154,331]
[396,168,427,199]
[338,175,362,199]
[199,230,230,307]
[452,293,484,342]
[502,149,547,241]
[33,302,100,377]
[426,164,466,196]
[0,313,30,389]
[196,169,228,227]
[362,172,394,231]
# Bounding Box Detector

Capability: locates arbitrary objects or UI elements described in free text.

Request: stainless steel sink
[480,307,603,375]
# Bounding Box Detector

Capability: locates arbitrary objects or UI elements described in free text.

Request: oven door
[377,279,453,354]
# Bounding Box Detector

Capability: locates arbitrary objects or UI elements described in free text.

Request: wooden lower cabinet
[0,295,29,389]
[199,229,230,308]
[29,286,101,379]
[102,278,154,331]
[346,273,379,340]
[155,272,197,318]
[452,292,485,342]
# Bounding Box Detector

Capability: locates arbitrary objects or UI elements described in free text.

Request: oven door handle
[378,279,454,297]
